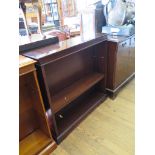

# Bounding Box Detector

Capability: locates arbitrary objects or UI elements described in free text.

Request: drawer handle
[64,97,67,102]
[59,114,63,119]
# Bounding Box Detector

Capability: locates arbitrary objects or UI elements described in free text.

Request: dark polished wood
[19,55,57,154]
[106,35,135,97]
[22,33,107,64]
[22,34,108,143]
[52,73,104,113]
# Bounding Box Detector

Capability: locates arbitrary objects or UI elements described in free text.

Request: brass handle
[59,114,63,119]
[64,97,67,102]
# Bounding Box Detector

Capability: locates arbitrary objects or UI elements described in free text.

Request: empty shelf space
[51,72,104,113]
[19,129,51,155]
[55,90,107,140]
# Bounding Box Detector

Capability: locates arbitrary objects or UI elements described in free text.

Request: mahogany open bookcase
[22,34,108,143]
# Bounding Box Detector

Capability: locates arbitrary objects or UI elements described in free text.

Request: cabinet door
[128,36,135,76]
[115,39,130,87]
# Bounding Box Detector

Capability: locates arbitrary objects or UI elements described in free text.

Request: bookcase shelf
[51,72,104,113]
[56,89,107,141]
[19,129,52,155]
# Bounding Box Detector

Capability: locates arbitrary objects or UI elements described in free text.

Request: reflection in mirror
[19,0,60,46]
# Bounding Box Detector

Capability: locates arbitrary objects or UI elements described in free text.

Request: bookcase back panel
[19,74,40,140]
[44,47,95,94]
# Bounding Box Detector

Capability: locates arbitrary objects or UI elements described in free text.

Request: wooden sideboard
[106,35,135,97]
[22,34,108,143]
[19,55,57,155]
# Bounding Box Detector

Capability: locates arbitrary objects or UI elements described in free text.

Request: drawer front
[115,39,130,87]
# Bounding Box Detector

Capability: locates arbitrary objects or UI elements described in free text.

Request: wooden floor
[51,79,135,155]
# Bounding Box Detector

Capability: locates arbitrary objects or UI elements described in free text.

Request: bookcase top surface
[107,34,135,43]
[19,55,37,76]
[22,33,107,62]
[19,55,36,69]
